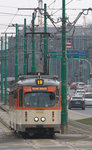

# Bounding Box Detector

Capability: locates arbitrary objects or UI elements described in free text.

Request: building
[1,25,92,83]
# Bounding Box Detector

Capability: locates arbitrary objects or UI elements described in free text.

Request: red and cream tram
[9,74,61,137]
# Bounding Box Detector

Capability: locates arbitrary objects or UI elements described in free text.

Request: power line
[49,7,87,16]
[48,0,56,8]
[0,11,32,17]
[66,0,74,6]
[4,10,19,33]
[0,5,17,9]
[0,24,9,26]
[48,8,89,11]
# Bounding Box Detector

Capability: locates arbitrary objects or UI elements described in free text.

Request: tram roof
[17,78,60,86]
[10,74,60,87]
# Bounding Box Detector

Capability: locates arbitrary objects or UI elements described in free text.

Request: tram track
[0,116,10,130]
[0,112,11,134]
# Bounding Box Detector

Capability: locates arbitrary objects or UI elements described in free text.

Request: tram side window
[13,91,18,99]
[10,92,13,107]
[56,88,59,107]
[19,89,23,107]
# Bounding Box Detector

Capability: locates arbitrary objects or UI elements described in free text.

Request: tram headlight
[34,117,39,122]
[41,117,46,122]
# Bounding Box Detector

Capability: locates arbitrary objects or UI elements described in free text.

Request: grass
[76,118,92,126]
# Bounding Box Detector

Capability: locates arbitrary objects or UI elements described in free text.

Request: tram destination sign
[31,87,48,91]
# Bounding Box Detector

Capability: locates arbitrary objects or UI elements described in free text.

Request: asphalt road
[69,107,92,116]
[68,87,92,118]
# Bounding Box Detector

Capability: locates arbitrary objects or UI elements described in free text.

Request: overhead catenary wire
[66,0,74,6]
[0,8,32,35]
[67,8,92,34]
[4,10,19,34]
[48,0,75,16]
[47,8,90,11]
[48,0,56,8]
[48,0,57,16]
[0,5,17,9]
[0,11,32,17]
[1,4,92,38]
[3,9,32,34]
[0,24,9,26]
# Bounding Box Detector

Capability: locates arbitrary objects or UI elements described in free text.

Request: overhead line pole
[44,3,48,74]
[61,0,67,133]
[23,18,27,74]
[31,13,36,72]
[15,24,18,79]
[4,33,7,105]
[1,37,3,102]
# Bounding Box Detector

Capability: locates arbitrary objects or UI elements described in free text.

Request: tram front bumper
[16,124,61,133]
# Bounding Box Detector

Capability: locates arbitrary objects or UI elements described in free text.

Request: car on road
[76,89,85,96]
[68,95,85,110]
[70,82,77,89]
[85,85,92,92]
[84,92,92,106]
[76,82,85,90]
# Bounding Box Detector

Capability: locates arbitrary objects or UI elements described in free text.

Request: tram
[9,73,61,137]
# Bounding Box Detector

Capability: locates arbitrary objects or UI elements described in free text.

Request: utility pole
[1,37,3,102]
[24,18,27,74]
[4,33,7,105]
[61,0,67,133]
[15,24,18,79]
[31,13,36,72]
[44,3,48,74]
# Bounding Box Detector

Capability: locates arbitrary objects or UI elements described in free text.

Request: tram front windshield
[24,92,55,107]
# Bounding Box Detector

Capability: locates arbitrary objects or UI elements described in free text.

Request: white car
[84,92,92,106]
[76,89,85,96]
[76,82,85,89]
[85,85,92,92]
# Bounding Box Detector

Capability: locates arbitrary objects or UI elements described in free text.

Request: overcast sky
[0,0,92,34]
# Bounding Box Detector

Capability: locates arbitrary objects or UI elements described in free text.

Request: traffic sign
[66,43,72,48]
[67,50,88,56]
[47,50,88,59]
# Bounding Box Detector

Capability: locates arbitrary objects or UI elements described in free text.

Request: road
[68,87,92,119]
[69,107,92,116]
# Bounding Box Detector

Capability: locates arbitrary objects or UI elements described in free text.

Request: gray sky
[0,0,92,34]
